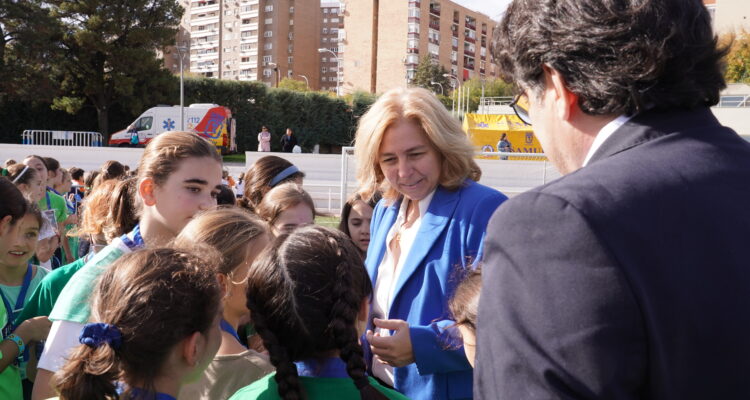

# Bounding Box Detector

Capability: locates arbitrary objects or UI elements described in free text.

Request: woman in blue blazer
[353,88,507,400]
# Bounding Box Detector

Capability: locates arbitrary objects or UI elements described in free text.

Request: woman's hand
[366,318,415,367]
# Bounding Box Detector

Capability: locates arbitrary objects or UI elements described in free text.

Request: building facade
[319,2,344,94]
[166,0,322,89]
[341,0,500,94]
[705,0,749,34]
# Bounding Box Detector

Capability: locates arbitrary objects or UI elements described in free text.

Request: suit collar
[588,107,720,164]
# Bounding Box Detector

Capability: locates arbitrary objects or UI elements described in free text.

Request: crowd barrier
[22,130,104,147]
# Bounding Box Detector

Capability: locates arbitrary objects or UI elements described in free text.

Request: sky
[452,0,513,20]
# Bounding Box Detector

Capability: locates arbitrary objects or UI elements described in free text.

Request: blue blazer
[364,180,507,400]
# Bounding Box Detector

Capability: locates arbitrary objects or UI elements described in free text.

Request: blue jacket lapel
[389,186,460,314]
[366,199,400,284]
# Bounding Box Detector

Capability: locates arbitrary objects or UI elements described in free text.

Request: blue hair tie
[79,323,123,350]
[269,165,300,187]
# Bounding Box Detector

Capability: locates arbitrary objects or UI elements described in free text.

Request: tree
[0,0,62,102]
[278,77,309,92]
[45,0,184,141]
[412,56,450,95]
[723,30,750,84]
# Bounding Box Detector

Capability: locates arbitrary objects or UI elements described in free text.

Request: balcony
[409,0,421,8]
[429,22,440,30]
[408,32,420,39]
[464,36,476,44]
[481,26,487,35]
[451,59,457,65]
[407,47,419,54]
[408,16,420,23]
[429,7,441,16]
[464,49,475,57]
[466,22,476,30]
[452,44,458,50]
[464,64,475,70]
[428,37,439,45]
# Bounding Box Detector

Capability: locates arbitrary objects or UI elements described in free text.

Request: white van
[109,104,236,153]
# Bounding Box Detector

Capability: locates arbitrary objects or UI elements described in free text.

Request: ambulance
[108,104,236,154]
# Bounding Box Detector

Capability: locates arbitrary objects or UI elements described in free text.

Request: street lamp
[298,74,309,89]
[430,81,444,95]
[176,45,188,131]
[267,62,279,87]
[443,73,459,117]
[318,48,339,96]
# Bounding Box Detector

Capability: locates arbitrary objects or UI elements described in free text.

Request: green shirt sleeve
[15,258,87,326]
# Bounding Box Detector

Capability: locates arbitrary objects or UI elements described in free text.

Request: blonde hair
[174,207,268,275]
[354,87,480,200]
[255,183,315,227]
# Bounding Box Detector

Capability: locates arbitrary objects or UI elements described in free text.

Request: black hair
[494,0,727,115]
[338,191,382,237]
[245,226,387,400]
[0,177,29,225]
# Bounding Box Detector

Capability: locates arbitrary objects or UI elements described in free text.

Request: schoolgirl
[176,208,274,399]
[448,268,481,368]
[238,155,305,212]
[24,156,74,265]
[255,183,316,236]
[338,192,382,256]
[0,178,52,400]
[229,225,407,400]
[32,131,223,399]
[54,247,223,400]
[15,178,138,327]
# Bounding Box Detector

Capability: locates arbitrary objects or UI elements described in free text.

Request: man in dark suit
[476,0,750,399]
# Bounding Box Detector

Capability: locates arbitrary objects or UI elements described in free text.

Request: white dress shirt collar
[582,114,634,166]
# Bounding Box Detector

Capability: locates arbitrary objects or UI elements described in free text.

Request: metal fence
[22,130,104,147]
[717,95,750,108]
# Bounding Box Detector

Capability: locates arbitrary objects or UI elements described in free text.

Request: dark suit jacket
[475,108,750,399]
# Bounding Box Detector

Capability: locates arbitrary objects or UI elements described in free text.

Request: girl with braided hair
[230,225,407,400]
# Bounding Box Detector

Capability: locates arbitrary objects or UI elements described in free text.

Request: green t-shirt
[38,191,68,224]
[15,257,88,326]
[229,374,410,400]
[49,238,131,323]
[0,265,48,381]
[0,305,22,400]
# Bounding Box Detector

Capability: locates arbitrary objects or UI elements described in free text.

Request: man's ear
[542,64,579,122]
[139,178,157,206]
[182,331,203,367]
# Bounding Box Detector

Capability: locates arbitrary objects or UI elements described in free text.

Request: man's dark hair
[493,0,727,115]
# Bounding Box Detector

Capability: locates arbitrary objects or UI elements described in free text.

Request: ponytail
[55,343,119,400]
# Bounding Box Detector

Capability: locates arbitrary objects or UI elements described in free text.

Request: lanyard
[220,319,243,346]
[295,358,352,378]
[119,225,145,250]
[128,388,176,400]
[0,264,33,331]
[45,190,52,211]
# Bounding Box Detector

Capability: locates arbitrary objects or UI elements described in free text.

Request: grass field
[315,214,341,229]
[222,153,246,163]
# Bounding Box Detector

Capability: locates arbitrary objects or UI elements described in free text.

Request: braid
[328,238,389,400]
[247,284,304,400]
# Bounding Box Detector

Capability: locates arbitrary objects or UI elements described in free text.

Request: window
[330,18,339,23]
[264,31,273,37]
[322,37,328,43]
[288,56,293,64]
[321,57,327,63]
[242,18,251,24]
[324,8,329,14]
[289,6,294,13]
[289,19,293,25]
[241,30,253,38]
[263,69,273,77]
[322,77,327,82]
[265,18,273,24]
[263,43,272,50]
[241,57,250,62]
[331,28,338,34]
[264,5,273,12]
[241,43,256,50]
[322,28,328,34]
[322,66,328,73]
[408,23,420,34]
[323,18,328,23]
[263,55,272,63]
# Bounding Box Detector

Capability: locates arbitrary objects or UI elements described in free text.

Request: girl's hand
[366,318,415,367]
[15,317,52,343]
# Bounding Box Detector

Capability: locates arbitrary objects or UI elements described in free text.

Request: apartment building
[319,2,345,94]
[342,0,500,94]
[170,0,321,88]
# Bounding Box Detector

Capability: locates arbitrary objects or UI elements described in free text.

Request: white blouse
[370,190,436,386]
